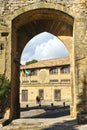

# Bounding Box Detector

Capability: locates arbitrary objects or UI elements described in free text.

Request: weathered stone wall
[0,22,11,79]
[0,0,87,16]
[0,0,86,78]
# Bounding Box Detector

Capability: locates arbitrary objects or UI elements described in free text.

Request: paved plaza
[0,106,87,130]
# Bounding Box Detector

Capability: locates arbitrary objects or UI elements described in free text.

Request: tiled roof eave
[20,57,70,70]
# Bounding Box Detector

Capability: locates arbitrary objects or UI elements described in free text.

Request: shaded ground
[20,105,70,118]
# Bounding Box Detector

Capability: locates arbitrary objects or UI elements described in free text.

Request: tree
[25,59,38,65]
[0,74,10,117]
[0,74,9,98]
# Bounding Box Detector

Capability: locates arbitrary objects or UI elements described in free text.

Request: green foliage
[0,74,10,117]
[25,59,38,65]
[0,74,9,98]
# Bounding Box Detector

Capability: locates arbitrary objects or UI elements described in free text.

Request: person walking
[36,96,41,107]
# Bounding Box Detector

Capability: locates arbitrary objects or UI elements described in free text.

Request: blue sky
[20,32,69,65]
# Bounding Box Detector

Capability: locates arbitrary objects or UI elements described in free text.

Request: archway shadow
[20,105,70,118]
[42,119,78,130]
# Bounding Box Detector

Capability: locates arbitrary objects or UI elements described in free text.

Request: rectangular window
[54,89,61,101]
[22,90,28,101]
[39,89,44,100]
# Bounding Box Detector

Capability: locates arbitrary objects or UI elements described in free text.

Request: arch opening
[19,32,71,119]
[20,32,69,65]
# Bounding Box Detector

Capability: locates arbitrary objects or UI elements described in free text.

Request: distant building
[20,57,71,107]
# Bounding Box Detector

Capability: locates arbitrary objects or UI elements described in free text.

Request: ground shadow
[42,119,78,130]
[20,105,70,118]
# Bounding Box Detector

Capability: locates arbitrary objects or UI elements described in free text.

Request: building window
[21,69,31,77]
[22,90,28,101]
[31,69,37,76]
[60,66,70,73]
[38,89,44,100]
[49,67,58,74]
[54,89,61,101]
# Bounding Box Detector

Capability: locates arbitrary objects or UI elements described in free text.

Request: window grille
[50,79,58,82]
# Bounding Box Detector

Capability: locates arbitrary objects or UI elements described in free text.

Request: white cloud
[33,37,69,60]
[20,32,69,65]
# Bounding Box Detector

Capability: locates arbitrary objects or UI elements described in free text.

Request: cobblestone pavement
[0,106,87,130]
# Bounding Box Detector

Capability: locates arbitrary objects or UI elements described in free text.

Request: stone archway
[0,0,87,120]
[10,7,74,119]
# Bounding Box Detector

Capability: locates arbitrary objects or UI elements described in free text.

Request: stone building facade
[20,57,71,107]
[0,0,87,119]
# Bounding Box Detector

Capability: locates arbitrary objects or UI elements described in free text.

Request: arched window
[49,67,58,74]
[31,69,37,76]
[60,66,70,74]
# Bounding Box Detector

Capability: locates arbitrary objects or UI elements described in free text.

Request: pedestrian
[63,102,65,107]
[36,96,41,107]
